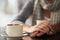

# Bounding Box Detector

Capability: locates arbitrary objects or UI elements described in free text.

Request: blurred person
[12,0,60,40]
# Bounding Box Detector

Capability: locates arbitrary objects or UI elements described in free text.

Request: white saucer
[0,33,22,38]
[0,32,31,38]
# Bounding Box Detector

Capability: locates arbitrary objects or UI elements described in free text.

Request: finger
[36,26,49,37]
[31,28,40,37]
[43,25,49,32]
[38,25,49,33]
[47,25,54,35]
[31,31,38,37]
[40,23,49,29]
[32,27,46,37]
[31,27,40,33]
[40,23,48,26]
[37,31,44,37]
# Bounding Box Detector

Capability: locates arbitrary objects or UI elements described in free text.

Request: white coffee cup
[5,24,23,37]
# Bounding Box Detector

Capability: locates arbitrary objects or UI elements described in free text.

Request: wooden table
[23,36,49,40]
[23,35,50,40]
[23,36,32,40]
[23,34,60,40]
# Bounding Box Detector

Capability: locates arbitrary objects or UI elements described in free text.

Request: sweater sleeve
[12,0,34,23]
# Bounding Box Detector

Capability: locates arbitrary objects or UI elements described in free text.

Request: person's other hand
[31,20,50,37]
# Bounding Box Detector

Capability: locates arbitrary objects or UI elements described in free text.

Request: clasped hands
[23,20,53,37]
[29,20,53,37]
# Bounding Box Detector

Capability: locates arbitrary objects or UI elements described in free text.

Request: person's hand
[31,20,50,37]
[23,25,32,32]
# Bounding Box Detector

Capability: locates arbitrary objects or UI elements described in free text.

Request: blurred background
[0,0,31,40]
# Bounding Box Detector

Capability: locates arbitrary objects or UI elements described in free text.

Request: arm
[12,0,34,24]
[11,0,35,32]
